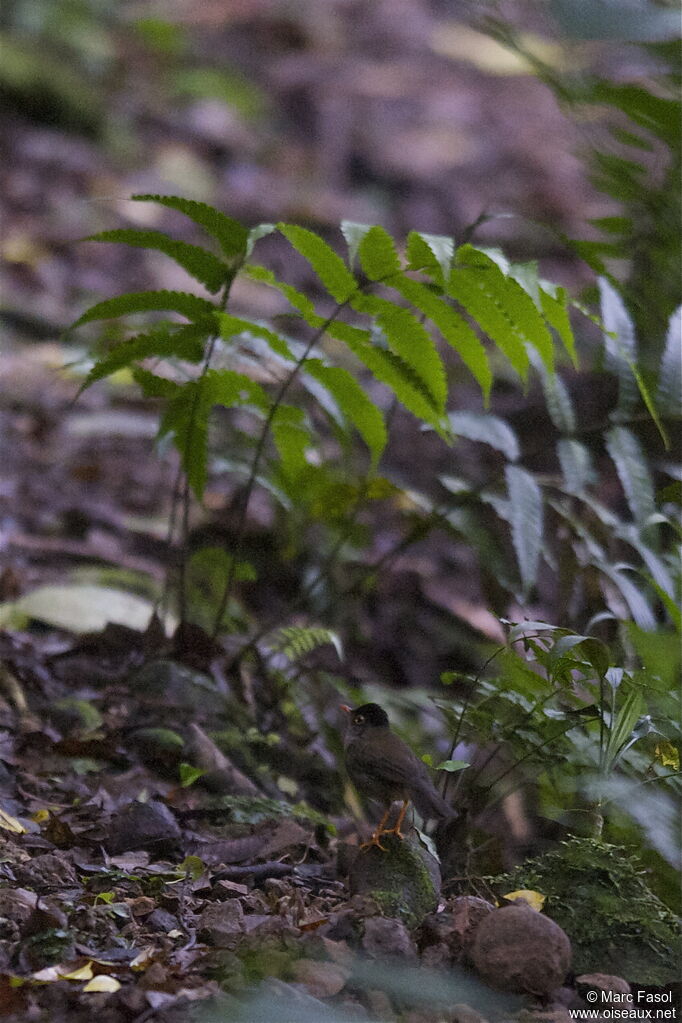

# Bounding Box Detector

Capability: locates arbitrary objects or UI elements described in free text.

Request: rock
[349,833,440,928]
[575,973,631,997]
[104,799,181,855]
[13,854,78,891]
[452,1004,490,1023]
[362,916,418,960]
[471,902,571,997]
[197,900,245,947]
[290,958,349,998]
[419,897,494,963]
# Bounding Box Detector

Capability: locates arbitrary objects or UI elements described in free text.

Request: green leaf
[342,334,447,430]
[605,426,655,527]
[557,438,596,493]
[246,222,277,257]
[391,275,492,399]
[179,763,206,787]
[599,562,656,629]
[406,231,454,282]
[354,295,447,412]
[531,354,575,432]
[243,264,324,327]
[161,369,269,498]
[598,277,639,417]
[657,306,681,418]
[539,285,577,365]
[131,194,248,261]
[341,221,373,268]
[505,464,544,593]
[448,253,530,378]
[278,224,357,303]
[271,405,310,482]
[85,229,230,293]
[447,410,519,461]
[435,759,469,772]
[219,314,295,360]
[358,225,401,280]
[132,368,183,399]
[303,359,387,464]
[79,323,209,392]
[72,291,215,328]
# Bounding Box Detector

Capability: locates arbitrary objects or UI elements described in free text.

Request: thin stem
[210,299,351,638]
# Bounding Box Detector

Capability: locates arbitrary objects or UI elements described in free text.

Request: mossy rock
[487,838,681,985]
[348,833,440,929]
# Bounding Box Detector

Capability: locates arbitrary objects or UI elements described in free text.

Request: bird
[341,702,453,850]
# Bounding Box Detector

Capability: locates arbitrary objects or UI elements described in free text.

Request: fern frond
[268,625,343,662]
[131,194,248,261]
[85,229,230,293]
[72,291,216,328]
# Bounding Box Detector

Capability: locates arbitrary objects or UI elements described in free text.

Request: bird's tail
[413,780,454,821]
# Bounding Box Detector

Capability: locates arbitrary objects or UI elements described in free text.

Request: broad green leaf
[131,194,248,261]
[447,410,519,461]
[505,464,544,593]
[539,285,577,365]
[557,438,595,493]
[85,229,230,293]
[2,584,168,633]
[358,225,401,280]
[341,221,373,268]
[599,562,656,629]
[605,426,655,527]
[598,277,639,416]
[278,224,357,303]
[354,295,447,412]
[219,314,295,360]
[73,290,215,328]
[303,359,387,464]
[656,306,681,418]
[391,275,492,399]
[406,231,454,282]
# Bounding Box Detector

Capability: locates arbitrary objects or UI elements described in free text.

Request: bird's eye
[354,714,364,724]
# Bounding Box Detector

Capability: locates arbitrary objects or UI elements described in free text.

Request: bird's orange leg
[360,806,392,851]
[381,799,409,840]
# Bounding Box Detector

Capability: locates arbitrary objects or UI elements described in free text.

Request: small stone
[421,942,450,970]
[291,958,349,998]
[576,973,631,997]
[105,799,181,855]
[472,902,571,997]
[197,900,245,947]
[146,909,179,933]
[448,896,495,958]
[362,917,418,960]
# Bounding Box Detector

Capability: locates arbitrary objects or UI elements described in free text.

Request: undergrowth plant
[72,194,586,641]
[435,618,681,899]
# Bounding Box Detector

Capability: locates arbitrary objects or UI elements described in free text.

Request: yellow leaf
[83,976,121,993]
[60,963,94,981]
[503,889,546,911]
[655,741,679,771]
[0,807,27,834]
[31,809,50,824]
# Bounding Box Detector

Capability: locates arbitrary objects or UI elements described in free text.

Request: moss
[487,837,681,985]
[195,793,334,832]
[349,834,440,929]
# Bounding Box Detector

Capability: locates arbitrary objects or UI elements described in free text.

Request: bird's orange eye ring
[354,714,364,724]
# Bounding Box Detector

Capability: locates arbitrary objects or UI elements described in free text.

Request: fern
[268,625,343,663]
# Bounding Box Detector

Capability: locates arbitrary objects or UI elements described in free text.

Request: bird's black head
[347,702,390,733]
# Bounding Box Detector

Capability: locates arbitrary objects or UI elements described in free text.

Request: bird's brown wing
[346,732,420,786]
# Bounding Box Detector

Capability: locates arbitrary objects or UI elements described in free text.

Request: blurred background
[0,0,680,687]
